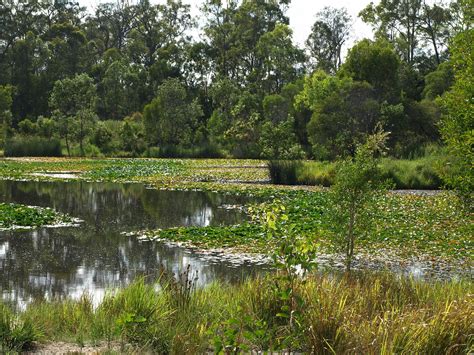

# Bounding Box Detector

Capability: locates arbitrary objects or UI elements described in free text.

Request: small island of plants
[0,202,76,230]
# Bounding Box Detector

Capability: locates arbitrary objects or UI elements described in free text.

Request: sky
[78,0,376,48]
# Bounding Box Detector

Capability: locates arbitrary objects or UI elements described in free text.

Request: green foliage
[145,144,223,159]
[439,28,474,207]
[36,116,57,139]
[0,304,38,352]
[259,119,305,160]
[0,85,13,148]
[18,118,38,135]
[329,130,391,271]
[4,136,62,157]
[143,79,202,147]
[0,203,72,229]
[423,61,454,99]
[306,7,352,73]
[298,71,383,159]
[49,74,98,156]
[0,0,468,160]
[342,39,400,98]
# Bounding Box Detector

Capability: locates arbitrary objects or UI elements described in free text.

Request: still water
[0,180,266,306]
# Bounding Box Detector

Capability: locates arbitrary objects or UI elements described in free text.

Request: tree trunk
[79,116,84,157]
[346,202,356,272]
[65,133,70,157]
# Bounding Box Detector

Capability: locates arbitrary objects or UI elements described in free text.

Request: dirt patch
[28,341,131,354]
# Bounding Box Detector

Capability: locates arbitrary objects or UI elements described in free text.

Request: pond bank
[3,273,472,354]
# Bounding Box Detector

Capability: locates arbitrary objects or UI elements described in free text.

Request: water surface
[0,180,265,306]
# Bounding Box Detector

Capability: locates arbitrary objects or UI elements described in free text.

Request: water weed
[0,203,75,230]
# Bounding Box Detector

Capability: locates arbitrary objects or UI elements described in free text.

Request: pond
[0,180,267,307]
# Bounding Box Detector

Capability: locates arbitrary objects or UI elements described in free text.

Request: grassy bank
[269,156,444,189]
[1,273,472,353]
[0,203,74,230]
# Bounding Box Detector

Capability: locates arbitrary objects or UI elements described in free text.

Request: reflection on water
[0,180,266,307]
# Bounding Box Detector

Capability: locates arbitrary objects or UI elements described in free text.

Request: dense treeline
[0,0,472,160]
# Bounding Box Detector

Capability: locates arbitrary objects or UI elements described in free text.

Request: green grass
[2,273,472,353]
[269,157,444,189]
[0,203,74,229]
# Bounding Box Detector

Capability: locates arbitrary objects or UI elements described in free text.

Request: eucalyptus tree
[306,6,352,73]
[49,74,97,156]
[360,0,423,64]
[0,85,13,147]
[143,78,202,147]
[418,1,452,65]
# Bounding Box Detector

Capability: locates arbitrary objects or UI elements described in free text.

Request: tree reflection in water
[0,180,266,307]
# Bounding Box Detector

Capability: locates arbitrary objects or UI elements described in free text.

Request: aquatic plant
[0,203,74,230]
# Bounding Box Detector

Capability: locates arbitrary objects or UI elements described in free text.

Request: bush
[71,143,103,158]
[4,137,62,157]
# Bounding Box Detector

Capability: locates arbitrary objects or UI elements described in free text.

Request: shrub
[4,137,62,157]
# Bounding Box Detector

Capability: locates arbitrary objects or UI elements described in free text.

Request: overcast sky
[79,0,377,48]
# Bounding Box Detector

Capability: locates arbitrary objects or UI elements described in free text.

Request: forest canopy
[0,0,472,160]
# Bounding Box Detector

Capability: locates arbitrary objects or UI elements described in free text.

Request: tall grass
[4,137,62,157]
[268,160,303,185]
[269,157,444,189]
[4,272,472,353]
[0,303,38,352]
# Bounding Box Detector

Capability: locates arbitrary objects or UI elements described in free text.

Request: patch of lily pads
[0,203,81,231]
[128,186,473,278]
[1,158,472,278]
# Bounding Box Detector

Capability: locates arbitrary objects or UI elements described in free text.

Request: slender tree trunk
[430,32,440,65]
[65,133,70,157]
[346,202,355,272]
[79,117,84,157]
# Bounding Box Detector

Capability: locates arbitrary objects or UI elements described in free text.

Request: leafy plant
[0,203,73,229]
[329,129,392,271]
[0,304,38,352]
[251,201,318,349]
